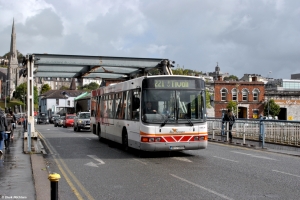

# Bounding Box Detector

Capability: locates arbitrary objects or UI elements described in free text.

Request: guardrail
[207,118,300,147]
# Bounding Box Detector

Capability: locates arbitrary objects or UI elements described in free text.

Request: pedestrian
[0,109,8,154]
[10,110,16,139]
[223,109,235,143]
[5,113,13,151]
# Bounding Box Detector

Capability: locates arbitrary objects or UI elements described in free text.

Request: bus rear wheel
[122,129,129,151]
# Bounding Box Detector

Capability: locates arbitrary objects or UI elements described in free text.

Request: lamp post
[62,91,68,115]
[235,83,239,118]
[267,71,272,118]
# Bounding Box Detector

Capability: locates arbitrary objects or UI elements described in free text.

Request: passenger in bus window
[144,102,157,114]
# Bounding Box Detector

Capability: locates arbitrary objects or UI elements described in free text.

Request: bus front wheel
[122,129,129,151]
[97,125,101,142]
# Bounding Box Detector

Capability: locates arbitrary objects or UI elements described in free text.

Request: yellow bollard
[48,173,61,200]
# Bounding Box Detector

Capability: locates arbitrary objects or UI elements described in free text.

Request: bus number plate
[170,146,185,150]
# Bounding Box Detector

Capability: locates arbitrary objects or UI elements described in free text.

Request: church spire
[7,18,19,99]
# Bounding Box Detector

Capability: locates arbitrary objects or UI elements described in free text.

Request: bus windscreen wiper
[185,115,193,126]
[161,117,169,127]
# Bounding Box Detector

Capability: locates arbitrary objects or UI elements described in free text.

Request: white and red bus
[90,75,208,151]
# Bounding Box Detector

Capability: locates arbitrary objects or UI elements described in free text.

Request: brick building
[214,79,265,119]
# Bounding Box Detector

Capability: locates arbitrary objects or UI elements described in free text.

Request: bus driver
[144,102,157,114]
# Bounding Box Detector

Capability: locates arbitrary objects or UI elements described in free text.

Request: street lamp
[267,71,272,118]
[62,91,68,114]
[235,83,239,118]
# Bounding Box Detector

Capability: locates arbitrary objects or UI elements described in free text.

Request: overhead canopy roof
[31,54,171,79]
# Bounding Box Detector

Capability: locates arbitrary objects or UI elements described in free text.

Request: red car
[63,114,76,128]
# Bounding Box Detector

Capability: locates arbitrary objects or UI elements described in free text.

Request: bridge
[22,53,174,137]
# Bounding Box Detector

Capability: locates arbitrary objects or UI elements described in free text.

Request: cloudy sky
[0,0,299,79]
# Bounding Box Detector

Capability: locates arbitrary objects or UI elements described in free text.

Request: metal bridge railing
[207,118,300,147]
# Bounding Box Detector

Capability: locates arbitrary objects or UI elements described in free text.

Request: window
[56,99,59,105]
[242,90,248,101]
[253,89,259,101]
[67,100,70,106]
[221,89,227,101]
[232,89,237,101]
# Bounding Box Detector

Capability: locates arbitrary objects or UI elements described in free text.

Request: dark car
[55,116,65,127]
[37,113,49,124]
[50,114,60,124]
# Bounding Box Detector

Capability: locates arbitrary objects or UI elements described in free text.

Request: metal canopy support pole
[27,55,37,138]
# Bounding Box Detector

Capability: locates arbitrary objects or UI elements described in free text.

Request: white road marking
[86,138,92,140]
[172,157,192,162]
[213,156,239,163]
[133,159,147,165]
[170,174,234,200]
[231,151,278,160]
[85,162,100,167]
[87,155,105,164]
[272,170,300,178]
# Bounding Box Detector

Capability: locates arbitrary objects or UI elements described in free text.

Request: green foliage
[3,50,24,64]
[223,75,239,81]
[78,82,100,91]
[227,101,238,115]
[34,86,38,104]
[205,90,211,108]
[264,99,280,117]
[15,83,38,105]
[41,84,51,94]
[60,85,69,90]
[15,83,27,103]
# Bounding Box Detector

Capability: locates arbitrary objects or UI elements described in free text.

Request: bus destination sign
[154,80,195,88]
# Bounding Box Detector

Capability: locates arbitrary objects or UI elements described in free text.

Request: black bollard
[48,173,61,200]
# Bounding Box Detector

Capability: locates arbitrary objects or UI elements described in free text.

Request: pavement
[0,127,300,200]
[0,126,49,200]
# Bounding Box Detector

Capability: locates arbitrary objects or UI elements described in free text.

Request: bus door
[125,89,141,147]
[104,94,115,140]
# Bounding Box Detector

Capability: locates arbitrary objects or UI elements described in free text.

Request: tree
[34,86,38,105]
[87,82,99,90]
[227,101,238,116]
[79,82,100,91]
[3,50,24,64]
[206,90,212,108]
[41,84,51,94]
[223,75,239,81]
[15,83,27,104]
[264,99,280,118]
[15,83,39,105]
[60,85,69,90]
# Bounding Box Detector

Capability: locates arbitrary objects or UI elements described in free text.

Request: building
[265,79,300,120]
[38,90,85,115]
[214,80,265,119]
[208,63,229,81]
[1,19,26,99]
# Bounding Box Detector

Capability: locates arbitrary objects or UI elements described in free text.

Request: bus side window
[132,97,140,120]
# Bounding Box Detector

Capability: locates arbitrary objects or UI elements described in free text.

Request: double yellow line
[39,132,94,200]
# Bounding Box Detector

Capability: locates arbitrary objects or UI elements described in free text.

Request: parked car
[56,116,65,127]
[37,113,49,124]
[50,114,60,124]
[73,112,91,132]
[63,114,76,128]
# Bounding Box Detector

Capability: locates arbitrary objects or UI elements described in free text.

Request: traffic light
[23,68,27,77]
